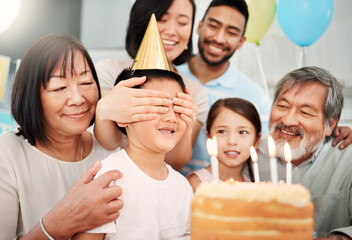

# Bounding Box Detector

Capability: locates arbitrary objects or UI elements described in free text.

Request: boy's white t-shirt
[88,149,193,240]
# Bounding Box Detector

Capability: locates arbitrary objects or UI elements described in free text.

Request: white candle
[250,146,260,183]
[206,136,219,181]
[268,136,278,184]
[284,142,292,185]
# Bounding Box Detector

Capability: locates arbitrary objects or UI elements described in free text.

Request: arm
[22,161,123,240]
[187,173,201,193]
[72,233,104,240]
[332,126,352,150]
[94,76,173,150]
[165,121,201,170]
[316,233,351,239]
[165,88,200,170]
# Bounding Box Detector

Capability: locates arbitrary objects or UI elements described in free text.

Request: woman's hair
[114,68,186,134]
[11,33,101,146]
[206,98,261,182]
[125,0,196,65]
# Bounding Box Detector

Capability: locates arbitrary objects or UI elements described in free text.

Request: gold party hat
[131,14,170,70]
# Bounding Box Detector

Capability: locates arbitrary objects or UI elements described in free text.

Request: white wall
[80,0,134,49]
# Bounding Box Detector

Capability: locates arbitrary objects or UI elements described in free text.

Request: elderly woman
[0,33,122,239]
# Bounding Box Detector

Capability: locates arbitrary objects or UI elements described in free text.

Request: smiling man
[257,66,352,240]
[177,0,272,175]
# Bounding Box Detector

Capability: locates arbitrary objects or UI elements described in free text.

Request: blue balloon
[277,0,333,47]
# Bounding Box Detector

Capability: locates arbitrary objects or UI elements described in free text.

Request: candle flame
[250,146,258,162]
[284,142,292,162]
[206,136,218,156]
[268,135,276,157]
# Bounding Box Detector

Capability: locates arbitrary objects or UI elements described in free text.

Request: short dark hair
[206,98,261,182]
[125,0,196,65]
[203,0,249,34]
[114,69,186,135]
[11,33,101,146]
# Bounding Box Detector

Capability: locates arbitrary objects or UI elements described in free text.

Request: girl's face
[40,51,99,137]
[208,108,259,168]
[126,80,186,154]
[157,0,193,65]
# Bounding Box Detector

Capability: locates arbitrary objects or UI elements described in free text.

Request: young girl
[73,69,193,240]
[187,98,262,192]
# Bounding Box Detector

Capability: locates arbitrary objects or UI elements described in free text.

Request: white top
[89,149,193,240]
[95,58,209,125]
[0,131,114,239]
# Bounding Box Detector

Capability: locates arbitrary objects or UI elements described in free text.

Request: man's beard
[198,39,234,66]
[269,123,324,161]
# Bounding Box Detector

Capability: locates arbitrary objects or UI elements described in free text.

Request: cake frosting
[191,180,314,240]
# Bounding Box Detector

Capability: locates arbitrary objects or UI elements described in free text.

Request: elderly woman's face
[40,51,99,136]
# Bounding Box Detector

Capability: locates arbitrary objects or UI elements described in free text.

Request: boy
[73,69,193,240]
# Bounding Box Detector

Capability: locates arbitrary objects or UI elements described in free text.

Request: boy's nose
[163,106,177,123]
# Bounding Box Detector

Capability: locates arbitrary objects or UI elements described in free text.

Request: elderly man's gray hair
[273,66,344,126]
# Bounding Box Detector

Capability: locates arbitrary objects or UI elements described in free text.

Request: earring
[185,45,188,50]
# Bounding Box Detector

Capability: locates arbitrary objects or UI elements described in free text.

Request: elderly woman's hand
[42,161,123,239]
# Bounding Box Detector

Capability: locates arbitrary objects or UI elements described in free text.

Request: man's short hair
[273,66,344,127]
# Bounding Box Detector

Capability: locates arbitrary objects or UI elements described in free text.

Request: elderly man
[257,66,351,239]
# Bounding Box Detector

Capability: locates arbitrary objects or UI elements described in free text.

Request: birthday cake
[190,180,314,240]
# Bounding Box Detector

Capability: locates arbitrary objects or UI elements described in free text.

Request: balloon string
[255,46,270,97]
[298,47,307,68]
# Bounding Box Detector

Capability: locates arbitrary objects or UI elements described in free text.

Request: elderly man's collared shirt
[256,137,352,237]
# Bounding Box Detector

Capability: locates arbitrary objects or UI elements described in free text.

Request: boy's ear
[117,123,128,128]
[254,132,262,149]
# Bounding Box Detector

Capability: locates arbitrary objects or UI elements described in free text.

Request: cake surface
[191,180,314,240]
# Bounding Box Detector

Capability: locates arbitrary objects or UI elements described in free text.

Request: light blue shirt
[177,62,272,175]
[255,137,352,237]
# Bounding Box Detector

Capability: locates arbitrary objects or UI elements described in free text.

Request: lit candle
[206,136,219,181]
[250,146,260,183]
[284,142,292,185]
[268,136,278,184]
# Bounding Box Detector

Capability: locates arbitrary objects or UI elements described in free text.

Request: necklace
[45,141,84,161]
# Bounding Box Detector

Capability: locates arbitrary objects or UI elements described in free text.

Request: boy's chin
[158,144,177,154]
